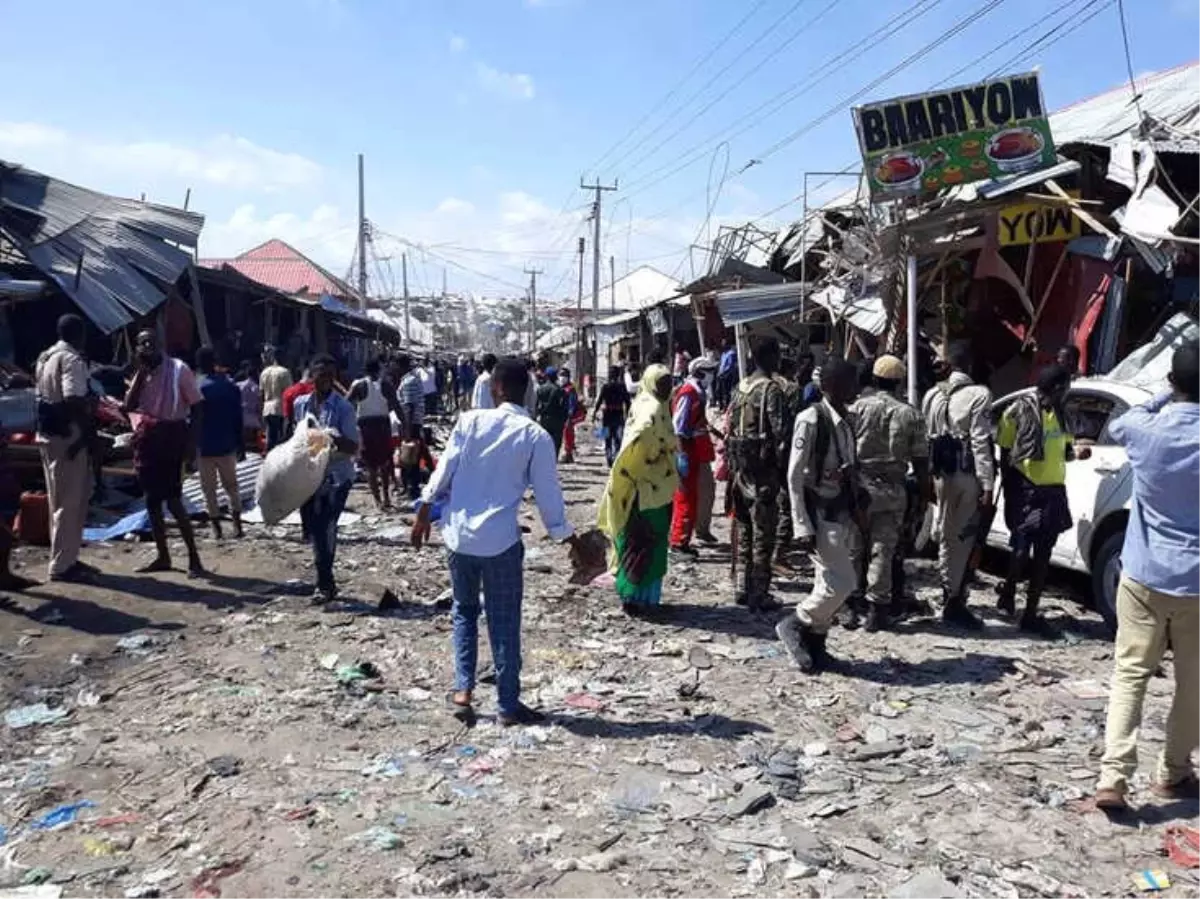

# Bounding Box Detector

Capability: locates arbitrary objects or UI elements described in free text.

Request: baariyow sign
[852,72,1056,199]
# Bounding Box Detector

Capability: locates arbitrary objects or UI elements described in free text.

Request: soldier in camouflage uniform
[774,356,803,570]
[726,338,788,612]
[849,355,931,632]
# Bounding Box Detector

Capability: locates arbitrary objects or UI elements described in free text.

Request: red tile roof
[200,239,361,301]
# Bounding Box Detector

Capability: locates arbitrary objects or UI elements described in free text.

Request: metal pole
[576,236,585,389]
[906,253,918,404]
[525,266,543,355]
[402,252,411,346]
[609,255,616,312]
[357,154,367,308]
[581,179,618,318]
[800,176,808,323]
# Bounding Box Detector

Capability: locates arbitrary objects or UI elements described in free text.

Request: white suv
[984,314,1197,631]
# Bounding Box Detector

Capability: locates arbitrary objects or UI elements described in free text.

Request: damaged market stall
[851,64,1199,398]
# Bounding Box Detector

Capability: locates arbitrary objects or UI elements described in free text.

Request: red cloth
[670,462,700,548]
[282,381,315,422]
[672,381,715,464]
[563,421,576,456]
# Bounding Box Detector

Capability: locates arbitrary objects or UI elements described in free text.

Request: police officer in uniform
[726,338,788,612]
[849,355,930,632]
[774,355,803,571]
[921,345,993,630]
[777,360,862,672]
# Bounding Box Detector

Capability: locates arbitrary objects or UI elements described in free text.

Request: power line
[616,0,945,202]
[603,0,818,176]
[612,0,841,184]
[587,0,773,175]
[1115,0,1145,124]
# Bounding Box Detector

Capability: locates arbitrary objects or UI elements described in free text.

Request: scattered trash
[725,784,774,818]
[206,755,242,777]
[190,858,246,898]
[1164,825,1200,868]
[83,836,121,856]
[318,653,339,670]
[336,661,382,684]
[116,634,156,654]
[688,645,713,670]
[5,702,69,729]
[1131,870,1171,891]
[563,692,605,711]
[22,869,54,886]
[31,800,95,830]
[378,588,401,611]
[349,826,403,852]
[665,758,703,775]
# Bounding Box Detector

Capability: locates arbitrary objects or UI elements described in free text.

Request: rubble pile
[0,434,1195,897]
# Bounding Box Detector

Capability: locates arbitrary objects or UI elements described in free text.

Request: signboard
[999,193,1083,246]
[852,72,1056,199]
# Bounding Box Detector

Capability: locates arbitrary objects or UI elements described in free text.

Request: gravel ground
[1,428,1196,898]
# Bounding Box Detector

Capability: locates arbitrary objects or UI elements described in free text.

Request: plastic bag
[254,415,333,525]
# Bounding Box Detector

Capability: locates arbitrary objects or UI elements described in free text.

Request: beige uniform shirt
[259,364,293,417]
[34,340,89,442]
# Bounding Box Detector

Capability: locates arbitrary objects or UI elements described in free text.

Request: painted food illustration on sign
[874,152,924,192]
[987,127,1045,172]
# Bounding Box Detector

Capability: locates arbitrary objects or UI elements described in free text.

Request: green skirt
[614,502,672,606]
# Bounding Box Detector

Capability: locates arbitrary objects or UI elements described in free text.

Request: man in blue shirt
[412,358,591,726]
[1095,341,1199,811]
[195,346,245,540]
[295,354,359,602]
[716,340,738,409]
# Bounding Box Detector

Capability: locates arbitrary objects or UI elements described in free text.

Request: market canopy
[0,160,204,333]
[715,283,802,327]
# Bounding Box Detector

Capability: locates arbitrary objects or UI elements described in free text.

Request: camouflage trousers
[733,479,779,604]
[776,484,793,557]
[854,484,906,607]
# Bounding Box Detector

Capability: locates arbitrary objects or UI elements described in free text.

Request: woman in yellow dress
[597,364,680,615]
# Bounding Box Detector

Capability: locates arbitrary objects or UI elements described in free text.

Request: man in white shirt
[471,353,497,411]
[412,357,587,726]
[418,358,438,417]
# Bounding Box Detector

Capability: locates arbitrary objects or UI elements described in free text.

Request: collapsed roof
[0,160,204,333]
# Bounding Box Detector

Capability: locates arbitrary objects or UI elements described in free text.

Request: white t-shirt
[417,366,437,396]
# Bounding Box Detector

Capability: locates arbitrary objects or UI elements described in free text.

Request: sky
[0,0,1196,305]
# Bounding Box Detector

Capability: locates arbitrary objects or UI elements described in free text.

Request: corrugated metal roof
[600,265,684,310]
[808,284,887,336]
[716,283,801,326]
[200,238,362,303]
[1051,61,1199,149]
[0,160,203,333]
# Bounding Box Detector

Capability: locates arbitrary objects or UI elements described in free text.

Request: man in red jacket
[669,357,717,556]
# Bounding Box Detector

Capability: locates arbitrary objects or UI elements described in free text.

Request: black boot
[863,603,893,633]
[805,629,837,671]
[942,590,983,631]
[996,581,1016,617]
[775,616,815,673]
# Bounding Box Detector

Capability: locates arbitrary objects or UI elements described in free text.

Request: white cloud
[435,197,475,215]
[475,62,536,101]
[0,122,323,195]
[201,203,356,263]
[449,34,467,53]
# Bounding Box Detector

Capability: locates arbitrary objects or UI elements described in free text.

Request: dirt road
[1,430,1196,897]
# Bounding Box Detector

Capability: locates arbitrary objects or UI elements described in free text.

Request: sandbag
[254,416,333,525]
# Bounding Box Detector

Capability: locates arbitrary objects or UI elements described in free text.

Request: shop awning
[715,283,802,327]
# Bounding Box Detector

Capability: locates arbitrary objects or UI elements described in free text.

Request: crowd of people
[18,317,1199,799]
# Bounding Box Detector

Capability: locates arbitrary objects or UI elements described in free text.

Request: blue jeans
[264,415,286,452]
[603,419,624,467]
[299,479,352,590]
[448,542,524,714]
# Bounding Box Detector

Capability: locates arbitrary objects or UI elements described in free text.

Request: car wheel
[1090,530,1123,635]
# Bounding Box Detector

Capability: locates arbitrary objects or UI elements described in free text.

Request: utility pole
[581,178,618,319]
[610,255,616,312]
[575,237,585,387]
[441,267,447,301]
[524,266,543,355]
[401,252,411,346]
[357,153,368,309]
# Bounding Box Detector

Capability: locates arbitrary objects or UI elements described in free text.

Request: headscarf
[597,364,678,543]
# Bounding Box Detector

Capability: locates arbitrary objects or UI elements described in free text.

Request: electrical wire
[603,0,818,176]
[587,0,773,175]
[1115,0,1145,125]
[615,0,945,201]
[609,0,842,183]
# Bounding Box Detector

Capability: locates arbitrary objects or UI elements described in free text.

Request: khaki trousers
[696,462,715,536]
[199,454,242,519]
[40,437,90,577]
[795,517,858,634]
[936,472,979,599]
[1098,575,1199,793]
